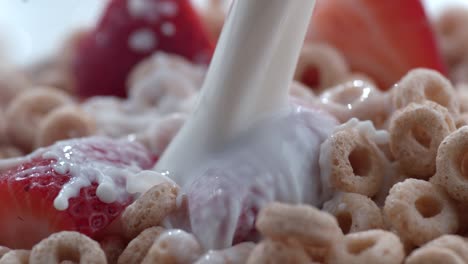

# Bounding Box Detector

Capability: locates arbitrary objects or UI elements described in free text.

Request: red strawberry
[0,137,155,249]
[72,0,214,98]
[307,0,447,89]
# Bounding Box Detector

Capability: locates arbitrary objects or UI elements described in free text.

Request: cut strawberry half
[0,137,155,249]
[72,0,214,98]
[307,0,447,89]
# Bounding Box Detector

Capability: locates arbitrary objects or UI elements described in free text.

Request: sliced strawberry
[307,0,447,89]
[0,137,155,249]
[72,0,214,98]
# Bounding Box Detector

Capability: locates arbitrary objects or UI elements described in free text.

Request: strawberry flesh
[72,0,214,98]
[307,0,447,89]
[0,137,155,249]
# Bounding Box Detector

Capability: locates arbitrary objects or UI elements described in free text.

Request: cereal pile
[2,1,468,263]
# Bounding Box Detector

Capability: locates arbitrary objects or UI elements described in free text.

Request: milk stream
[156,0,317,184]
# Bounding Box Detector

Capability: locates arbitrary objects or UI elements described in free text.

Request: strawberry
[307,0,447,89]
[0,137,155,249]
[72,0,214,98]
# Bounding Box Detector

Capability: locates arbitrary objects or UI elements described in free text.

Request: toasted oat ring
[5,87,72,151]
[327,230,404,264]
[383,179,458,246]
[118,226,165,264]
[256,202,342,248]
[434,8,468,66]
[0,145,23,159]
[421,235,468,261]
[141,229,203,264]
[406,247,465,264]
[321,127,386,197]
[246,240,311,264]
[121,182,179,239]
[0,249,29,264]
[35,105,96,148]
[389,101,455,178]
[323,192,383,234]
[432,126,468,202]
[295,43,349,92]
[392,68,458,115]
[99,236,126,264]
[195,242,255,264]
[29,231,106,264]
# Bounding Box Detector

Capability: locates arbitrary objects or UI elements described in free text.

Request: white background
[0,0,467,66]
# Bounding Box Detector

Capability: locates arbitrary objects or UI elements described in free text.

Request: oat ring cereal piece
[99,236,126,264]
[29,231,106,264]
[323,192,384,234]
[327,230,404,264]
[0,250,30,264]
[389,101,455,178]
[392,68,458,115]
[320,124,387,197]
[5,87,73,151]
[35,105,96,148]
[256,202,342,248]
[141,229,203,264]
[294,43,349,92]
[118,226,166,264]
[195,242,255,264]
[432,126,468,202]
[405,235,468,264]
[434,8,468,67]
[121,182,179,239]
[319,79,390,126]
[246,240,311,264]
[383,179,458,247]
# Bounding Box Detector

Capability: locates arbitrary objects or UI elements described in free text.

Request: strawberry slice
[72,0,214,98]
[307,0,447,89]
[0,137,155,249]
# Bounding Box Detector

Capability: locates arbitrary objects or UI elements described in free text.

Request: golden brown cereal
[423,235,468,261]
[392,68,458,115]
[0,250,30,264]
[99,236,126,264]
[432,126,468,202]
[256,202,342,248]
[456,84,468,113]
[320,123,387,197]
[4,87,73,151]
[383,179,458,247]
[0,145,23,159]
[327,230,404,264]
[454,113,468,129]
[118,226,165,264]
[434,8,468,67]
[0,69,31,109]
[246,240,311,264]
[0,247,10,259]
[141,229,203,264]
[194,242,255,264]
[121,182,179,239]
[34,105,96,148]
[373,163,407,207]
[406,247,465,264]
[29,231,106,264]
[319,79,391,126]
[323,192,384,234]
[389,101,455,178]
[295,43,349,92]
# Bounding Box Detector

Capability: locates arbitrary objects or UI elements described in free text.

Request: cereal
[392,68,458,116]
[389,101,455,178]
[323,192,384,234]
[295,43,349,92]
[432,126,468,202]
[99,236,126,264]
[246,240,311,264]
[405,235,468,264]
[0,145,23,159]
[0,247,10,259]
[454,112,468,128]
[121,182,179,239]
[141,229,203,264]
[118,226,165,264]
[319,120,388,197]
[327,230,404,264]
[0,69,31,109]
[434,8,468,67]
[35,105,96,148]
[383,179,458,247]
[194,242,255,264]
[29,231,106,264]
[0,250,30,264]
[319,79,391,127]
[4,87,73,151]
[256,202,342,248]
